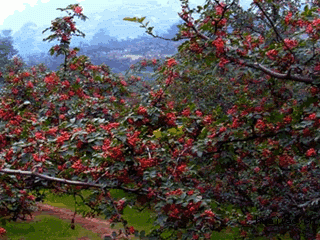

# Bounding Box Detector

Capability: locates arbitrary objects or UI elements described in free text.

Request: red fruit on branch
[0,1,320,239]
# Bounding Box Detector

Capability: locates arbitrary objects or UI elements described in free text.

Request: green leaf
[212,63,219,76]
[196,6,203,13]
[70,131,88,141]
[117,135,127,143]
[140,231,146,238]
[123,17,138,22]
[197,151,203,157]
[0,218,7,226]
[138,16,146,23]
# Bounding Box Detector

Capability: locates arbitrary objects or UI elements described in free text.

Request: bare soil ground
[17,203,131,240]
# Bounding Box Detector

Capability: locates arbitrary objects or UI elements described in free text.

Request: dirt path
[20,203,131,240]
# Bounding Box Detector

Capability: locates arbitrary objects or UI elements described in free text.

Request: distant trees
[18,21,183,73]
[23,51,65,72]
[0,30,20,73]
[12,22,45,58]
[0,29,24,88]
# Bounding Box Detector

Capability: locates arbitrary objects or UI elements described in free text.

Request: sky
[0,0,310,60]
[0,0,255,37]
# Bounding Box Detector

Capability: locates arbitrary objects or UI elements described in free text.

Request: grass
[37,189,293,240]
[42,189,157,239]
[0,188,293,240]
[0,214,101,240]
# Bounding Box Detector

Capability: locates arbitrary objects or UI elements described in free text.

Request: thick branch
[247,62,314,84]
[0,168,166,201]
[0,168,104,188]
[225,55,315,84]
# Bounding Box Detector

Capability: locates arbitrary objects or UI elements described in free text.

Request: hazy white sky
[0,0,255,35]
[0,0,310,59]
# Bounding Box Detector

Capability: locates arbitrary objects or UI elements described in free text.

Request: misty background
[0,0,311,89]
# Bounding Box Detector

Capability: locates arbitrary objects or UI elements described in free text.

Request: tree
[0,30,26,90]
[1,1,320,240]
[0,30,20,72]
[122,0,320,238]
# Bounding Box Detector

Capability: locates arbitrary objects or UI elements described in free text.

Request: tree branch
[225,56,315,84]
[0,168,166,201]
[253,1,298,63]
[0,168,103,187]
[247,62,314,84]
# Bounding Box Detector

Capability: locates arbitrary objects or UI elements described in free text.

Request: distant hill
[13,19,186,75]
